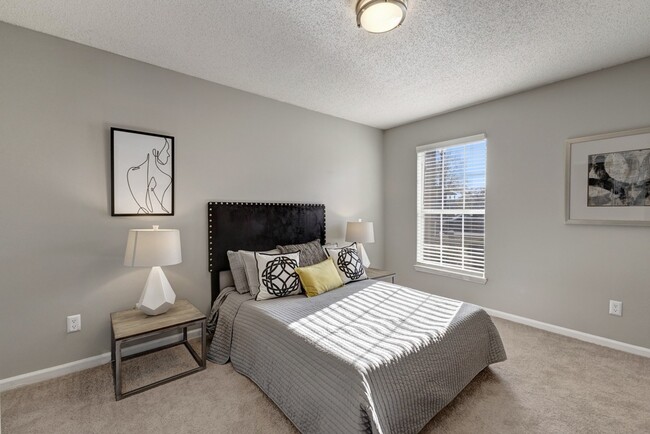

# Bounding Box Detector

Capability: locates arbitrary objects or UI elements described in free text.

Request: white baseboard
[484,308,650,358]
[0,353,110,393]
[0,329,203,393]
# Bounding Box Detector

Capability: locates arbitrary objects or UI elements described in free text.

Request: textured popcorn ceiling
[1,1,650,129]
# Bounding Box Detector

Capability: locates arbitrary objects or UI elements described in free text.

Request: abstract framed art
[111,128,174,216]
[565,127,650,225]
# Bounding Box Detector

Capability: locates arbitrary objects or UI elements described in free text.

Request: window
[416,134,487,283]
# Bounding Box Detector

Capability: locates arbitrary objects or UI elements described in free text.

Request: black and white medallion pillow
[255,251,302,301]
[326,243,368,285]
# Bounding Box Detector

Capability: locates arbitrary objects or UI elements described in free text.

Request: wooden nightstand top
[111,299,205,340]
[366,267,396,281]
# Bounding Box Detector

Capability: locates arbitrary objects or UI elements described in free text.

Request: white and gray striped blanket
[208,279,506,434]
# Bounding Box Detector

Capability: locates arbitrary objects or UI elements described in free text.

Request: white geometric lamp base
[136,266,176,316]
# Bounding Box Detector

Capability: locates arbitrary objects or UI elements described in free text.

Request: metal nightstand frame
[110,318,206,400]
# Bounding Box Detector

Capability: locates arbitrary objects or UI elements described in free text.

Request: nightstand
[366,267,396,283]
[110,299,206,400]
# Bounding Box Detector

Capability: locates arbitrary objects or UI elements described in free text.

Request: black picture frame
[111,127,175,216]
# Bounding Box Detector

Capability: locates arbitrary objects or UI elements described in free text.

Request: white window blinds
[416,134,487,281]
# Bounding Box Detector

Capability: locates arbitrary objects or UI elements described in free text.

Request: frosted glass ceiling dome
[356,0,407,34]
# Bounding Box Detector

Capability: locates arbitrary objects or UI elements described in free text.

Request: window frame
[415,133,487,284]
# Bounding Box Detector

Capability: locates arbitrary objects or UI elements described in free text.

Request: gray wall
[384,57,650,349]
[0,23,384,379]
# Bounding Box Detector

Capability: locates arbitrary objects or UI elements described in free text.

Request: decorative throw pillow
[241,249,280,298]
[277,239,327,267]
[325,242,368,284]
[227,250,249,294]
[295,258,344,297]
[322,242,338,255]
[255,251,302,301]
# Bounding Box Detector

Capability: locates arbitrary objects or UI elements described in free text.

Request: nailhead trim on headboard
[207,201,327,273]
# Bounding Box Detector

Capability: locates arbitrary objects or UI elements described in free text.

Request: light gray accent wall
[0,23,383,379]
[384,57,650,349]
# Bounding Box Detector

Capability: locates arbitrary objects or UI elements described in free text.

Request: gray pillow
[227,250,249,294]
[277,239,327,267]
[241,249,279,298]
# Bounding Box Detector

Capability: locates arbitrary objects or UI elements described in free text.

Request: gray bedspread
[208,279,506,434]
[207,286,252,362]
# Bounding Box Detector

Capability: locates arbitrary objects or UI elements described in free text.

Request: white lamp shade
[124,227,182,267]
[346,221,375,243]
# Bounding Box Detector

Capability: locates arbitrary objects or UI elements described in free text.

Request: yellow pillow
[295,257,344,297]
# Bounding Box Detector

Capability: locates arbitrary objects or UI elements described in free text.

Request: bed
[206,202,506,434]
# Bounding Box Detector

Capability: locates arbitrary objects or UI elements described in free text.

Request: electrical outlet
[67,314,81,333]
[609,300,622,317]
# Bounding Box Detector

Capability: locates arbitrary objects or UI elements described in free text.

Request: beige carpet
[2,318,649,433]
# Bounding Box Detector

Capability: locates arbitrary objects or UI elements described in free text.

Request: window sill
[414,264,487,285]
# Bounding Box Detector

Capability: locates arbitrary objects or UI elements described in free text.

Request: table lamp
[345,220,374,268]
[124,225,182,315]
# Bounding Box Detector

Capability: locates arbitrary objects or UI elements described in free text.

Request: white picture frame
[565,127,650,225]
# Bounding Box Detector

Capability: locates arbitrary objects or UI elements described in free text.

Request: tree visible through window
[416,134,486,281]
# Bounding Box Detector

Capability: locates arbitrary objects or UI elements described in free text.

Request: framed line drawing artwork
[111,127,174,216]
[565,126,650,225]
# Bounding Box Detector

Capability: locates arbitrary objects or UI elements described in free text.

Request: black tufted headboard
[208,202,326,303]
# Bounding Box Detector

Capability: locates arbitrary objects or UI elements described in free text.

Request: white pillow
[255,251,302,300]
[240,249,279,298]
[325,242,367,284]
[322,242,338,255]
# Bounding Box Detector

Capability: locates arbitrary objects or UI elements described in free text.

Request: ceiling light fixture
[356,0,407,34]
